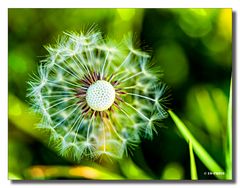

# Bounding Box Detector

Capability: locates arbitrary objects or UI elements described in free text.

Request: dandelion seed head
[86,80,115,111]
[28,26,170,161]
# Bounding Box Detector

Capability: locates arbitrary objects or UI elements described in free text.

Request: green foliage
[226,79,232,179]
[189,142,198,180]
[8,8,232,180]
[169,110,226,180]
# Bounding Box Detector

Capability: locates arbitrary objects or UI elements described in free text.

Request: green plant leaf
[169,110,225,179]
[226,78,232,179]
[8,93,41,140]
[189,141,198,180]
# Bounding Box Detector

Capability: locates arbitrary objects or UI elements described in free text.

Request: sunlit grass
[226,79,232,179]
[169,77,232,180]
[189,142,198,180]
[169,110,225,180]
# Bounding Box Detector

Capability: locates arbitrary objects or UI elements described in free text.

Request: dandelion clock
[28,26,169,161]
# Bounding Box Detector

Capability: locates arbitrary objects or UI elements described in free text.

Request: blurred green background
[8,8,232,180]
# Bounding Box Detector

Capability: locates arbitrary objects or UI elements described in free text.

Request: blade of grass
[169,110,225,179]
[189,141,198,180]
[226,78,232,179]
[8,93,42,140]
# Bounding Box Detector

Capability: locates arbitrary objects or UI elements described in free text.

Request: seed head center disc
[86,80,115,111]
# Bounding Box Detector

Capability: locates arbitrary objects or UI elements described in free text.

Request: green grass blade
[189,141,198,180]
[226,78,232,179]
[169,110,225,179]
[8,93,42,140]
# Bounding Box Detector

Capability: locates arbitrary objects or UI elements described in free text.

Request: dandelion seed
[28,26,169,160]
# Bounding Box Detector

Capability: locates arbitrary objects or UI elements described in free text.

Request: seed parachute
[28,26,169,160]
